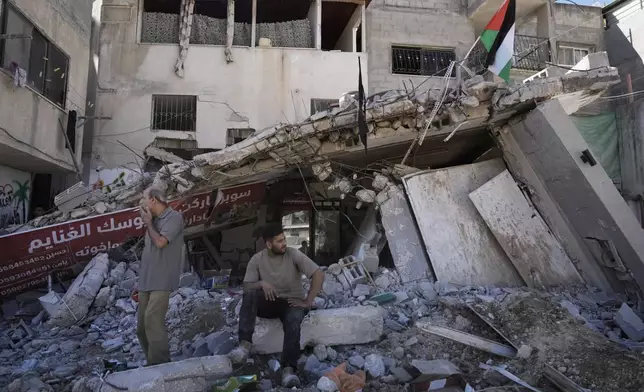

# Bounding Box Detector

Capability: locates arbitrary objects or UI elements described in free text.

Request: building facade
[92,0,367,172]
[366,0,605,92]
[0,0,94,227]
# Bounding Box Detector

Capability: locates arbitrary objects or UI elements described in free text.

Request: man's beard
[271,245,286,255]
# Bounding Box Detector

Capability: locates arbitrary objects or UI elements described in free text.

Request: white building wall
[0,0,92,174]
[94,0,366,170]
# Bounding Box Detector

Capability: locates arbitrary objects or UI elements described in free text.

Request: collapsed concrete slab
[510,100,644,293]
[82,355,232,392]
[252,306,385,354]
[377,185,433,283]
[49,253,110,327]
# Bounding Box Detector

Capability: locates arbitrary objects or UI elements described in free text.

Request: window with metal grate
[391,46,456,77]
[151,94,197,132]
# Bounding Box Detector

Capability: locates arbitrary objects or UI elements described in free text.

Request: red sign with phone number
[0,191,212,298]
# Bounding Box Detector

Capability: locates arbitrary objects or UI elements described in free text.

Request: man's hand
[131,282,139,302]
[288,298,312,308]
[140,206,152,226]
[259,281,278,301]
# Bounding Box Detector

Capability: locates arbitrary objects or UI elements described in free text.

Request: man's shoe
[228,341,251,364]
[281,367,301,388]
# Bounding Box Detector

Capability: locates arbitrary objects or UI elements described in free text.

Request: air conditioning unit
[54,181,90,214]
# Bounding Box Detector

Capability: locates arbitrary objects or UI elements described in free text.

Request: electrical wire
[0,126,74,167]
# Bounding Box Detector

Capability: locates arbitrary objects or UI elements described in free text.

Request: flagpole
[461,36,481,63]
[458,36,481,78]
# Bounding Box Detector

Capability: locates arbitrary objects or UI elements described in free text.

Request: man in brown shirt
[229,223,324,387]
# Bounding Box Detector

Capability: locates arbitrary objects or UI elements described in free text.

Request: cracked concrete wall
[94,0,363,171]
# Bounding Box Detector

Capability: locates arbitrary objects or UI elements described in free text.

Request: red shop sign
[213,181,266,212]
[0,191,212,298]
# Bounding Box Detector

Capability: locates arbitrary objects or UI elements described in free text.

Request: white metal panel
[403,159,524,287]
[469,170,583,287]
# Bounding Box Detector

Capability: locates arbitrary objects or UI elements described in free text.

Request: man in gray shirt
[133,187,185,366]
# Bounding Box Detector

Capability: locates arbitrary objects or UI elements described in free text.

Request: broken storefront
[3,64,644,391]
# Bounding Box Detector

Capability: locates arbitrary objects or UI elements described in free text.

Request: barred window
[151,95,197,132]
[391,46,456,77]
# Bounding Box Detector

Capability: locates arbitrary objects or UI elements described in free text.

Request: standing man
[299,240,309,256]
[133,187,185,366]
[229,223,324,387]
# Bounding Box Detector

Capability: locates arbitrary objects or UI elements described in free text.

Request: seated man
[229,223,324,387]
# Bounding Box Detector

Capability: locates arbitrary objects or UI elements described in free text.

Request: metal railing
[513,34,550,71]
[392,46,456,77]
[466,34,551,73]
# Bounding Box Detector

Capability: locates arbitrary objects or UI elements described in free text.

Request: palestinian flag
[481,0,516,81]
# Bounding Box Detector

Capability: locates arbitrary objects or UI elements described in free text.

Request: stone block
[615,303,644,342]
[252,306,385,354]
[88,355,232,392]
[409,359,460,383]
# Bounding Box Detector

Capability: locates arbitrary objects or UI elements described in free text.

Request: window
[558,45,591,67]
[226,128,255,146]
[392,46,456,77]
[0,3,69,107]
[310,99,338,115]
[151,95,197,132]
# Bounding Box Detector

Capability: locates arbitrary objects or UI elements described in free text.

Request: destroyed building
[2,0,644,391]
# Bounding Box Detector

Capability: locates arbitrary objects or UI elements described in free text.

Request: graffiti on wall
[0,165,32,229]
[0,180,30,229]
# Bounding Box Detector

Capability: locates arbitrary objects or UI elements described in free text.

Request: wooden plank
[469,170,582,287]
[402,159,524,286]
[416,322,517,359]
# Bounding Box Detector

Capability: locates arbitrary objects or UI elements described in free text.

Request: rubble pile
[3,251,644,391]
[3,66,620,236]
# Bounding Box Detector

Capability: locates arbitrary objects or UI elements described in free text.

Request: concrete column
[308,0,322,50]
[510,100,644,293]
[361,4,366,53]
[536,0,557,64]
[251,0,257,47]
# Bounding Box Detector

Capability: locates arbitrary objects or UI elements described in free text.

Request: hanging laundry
[13,67,27,87]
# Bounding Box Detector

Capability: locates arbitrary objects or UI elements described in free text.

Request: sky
[555,0,610,6]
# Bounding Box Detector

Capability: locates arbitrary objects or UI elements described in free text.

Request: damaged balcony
[467,33,552,77]
[140,0,365,52]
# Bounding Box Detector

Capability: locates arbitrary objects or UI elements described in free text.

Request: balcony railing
[466,34,551,74]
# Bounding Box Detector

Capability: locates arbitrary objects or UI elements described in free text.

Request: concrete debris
[251,306,385,354]
[82,356,232,392]
[2,262,644,392]
[409,359,461,382]
[364,354,385,378]
[48,254,110,327]
[614,303,644,342]
[316,375,339,391]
